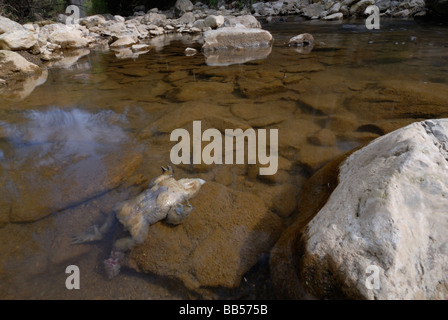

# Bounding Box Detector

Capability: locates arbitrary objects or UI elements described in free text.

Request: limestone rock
[184,47,197,56]
[346,80,448,120]
[202,27,272,52]
[0,30,37,51]
[426,0,448,17]
[349,0,376,16]
[176,12,196,25]
[80,15,107,29]
[223,15,261,29]
[100,21,135,39]
[301,3,325,19]
[128,181,283,292]
[141,12,167,26]
[288,33,314,47]
[0,68,47,101]
[0,16,24,34]
[271,119,448,299]
[329,2,342,14]
[204,15,225,29]
[46,25,90,49]
[0,50,40,78]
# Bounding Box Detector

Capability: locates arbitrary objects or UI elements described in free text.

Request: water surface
[0,18,447,299]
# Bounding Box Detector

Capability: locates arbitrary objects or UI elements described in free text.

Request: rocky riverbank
[270,119,448,299]
[0,0,433,83]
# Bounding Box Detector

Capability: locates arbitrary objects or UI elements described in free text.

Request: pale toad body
[72,165,205,278]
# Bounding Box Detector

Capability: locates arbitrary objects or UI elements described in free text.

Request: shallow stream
[0,18,447,299]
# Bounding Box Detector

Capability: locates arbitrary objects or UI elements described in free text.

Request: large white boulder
[43,24,90,49]
[175,0,194,16]
[38,24,90,49]
[271,119,448,299]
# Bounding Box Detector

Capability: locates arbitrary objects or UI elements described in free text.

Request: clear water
[0,18,447,299]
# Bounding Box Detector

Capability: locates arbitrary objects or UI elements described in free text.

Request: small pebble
[184,47,197,56]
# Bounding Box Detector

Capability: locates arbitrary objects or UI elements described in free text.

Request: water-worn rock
[176,12,196,25]
[322,12,344,20]
[80,14,107,29]
[141,12,167,26]
[0,68,47,101]
[350,0,376,15]
[204,45,272,66]
[204,15,225,29]
[175,0,194,17]
[110,36,137,48]
[426,0,448,17]
[39,24,90,49]
[202,27,273,52]
[128,181,283,292]
[0,50,40,78]
[0,29,37,51]
[288,33,314,47]
[0,108,143,223]
[271,119,448,299]
[0,16,25,34]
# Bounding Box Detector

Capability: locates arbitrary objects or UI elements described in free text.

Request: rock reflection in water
[204,46,272,66]
[45,48,91,70]
[0,108,143,224]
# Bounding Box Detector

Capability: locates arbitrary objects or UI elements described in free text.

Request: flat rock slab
[202,27,273,53]
[128,181,283,292]
[271,119,448,299]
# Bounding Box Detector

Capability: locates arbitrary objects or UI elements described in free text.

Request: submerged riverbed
[0,18,447,299]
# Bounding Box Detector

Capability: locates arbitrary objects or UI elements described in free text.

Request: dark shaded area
[0,0,69,23]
